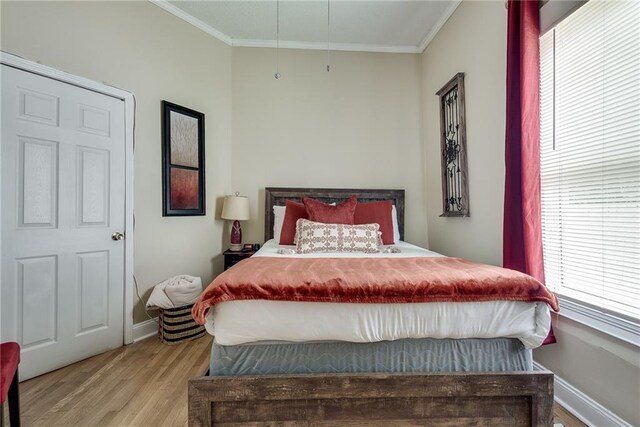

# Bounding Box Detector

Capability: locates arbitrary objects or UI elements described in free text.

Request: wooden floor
[5,335,586,427]
[8,335,212,427]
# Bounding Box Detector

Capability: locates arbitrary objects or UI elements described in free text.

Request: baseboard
[132,318,158,343]
[533,361,632,427]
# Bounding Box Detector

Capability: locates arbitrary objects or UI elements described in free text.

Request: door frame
[1,51,136,344]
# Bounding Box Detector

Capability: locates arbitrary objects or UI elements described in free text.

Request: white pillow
[392,205,401,243]
[273,205,287,242]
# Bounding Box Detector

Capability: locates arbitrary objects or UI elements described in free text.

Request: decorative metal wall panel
[436,73,469,217]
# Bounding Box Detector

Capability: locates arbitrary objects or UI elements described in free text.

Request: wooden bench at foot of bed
[188,371,554,426]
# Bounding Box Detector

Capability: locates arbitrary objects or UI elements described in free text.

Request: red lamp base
[230,219,242,251]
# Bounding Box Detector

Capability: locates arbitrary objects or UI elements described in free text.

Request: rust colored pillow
[302,195,357,224]
[279,200,308,245]
[354,200,395,245]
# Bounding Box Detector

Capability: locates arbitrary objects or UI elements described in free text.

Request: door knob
[111,232,125,241]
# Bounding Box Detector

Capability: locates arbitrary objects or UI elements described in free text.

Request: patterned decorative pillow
[295,219,380,254]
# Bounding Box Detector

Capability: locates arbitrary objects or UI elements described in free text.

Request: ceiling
[152,0,461,53]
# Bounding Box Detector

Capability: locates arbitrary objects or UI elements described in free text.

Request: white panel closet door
[1,65,126,380]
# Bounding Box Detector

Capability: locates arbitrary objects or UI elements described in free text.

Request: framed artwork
[162,101,205,216]
[436,72,469,217]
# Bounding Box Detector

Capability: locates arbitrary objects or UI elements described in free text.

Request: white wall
[421,2,639,424]
[535,315,640,424]
[421,1,506,266]
[0,0,233,324]
[231,47,428,247]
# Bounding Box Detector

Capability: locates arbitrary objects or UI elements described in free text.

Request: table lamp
[221,193,250,251]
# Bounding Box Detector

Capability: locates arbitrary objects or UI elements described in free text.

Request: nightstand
[223,249,255,271]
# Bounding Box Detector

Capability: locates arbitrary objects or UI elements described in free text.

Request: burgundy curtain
[503,0,555,343]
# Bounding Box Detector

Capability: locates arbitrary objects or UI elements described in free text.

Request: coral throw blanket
[193,257,559,325]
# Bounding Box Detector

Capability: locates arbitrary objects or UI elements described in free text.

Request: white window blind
[540,0,640,320]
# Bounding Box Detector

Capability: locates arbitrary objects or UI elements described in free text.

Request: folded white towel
[146,275,203,309]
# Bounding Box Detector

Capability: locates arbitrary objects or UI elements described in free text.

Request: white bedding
[206,240,551,349]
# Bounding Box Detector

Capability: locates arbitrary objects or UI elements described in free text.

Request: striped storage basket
[158,303,206,345]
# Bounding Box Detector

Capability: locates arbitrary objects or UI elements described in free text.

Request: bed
[188,187,554,426]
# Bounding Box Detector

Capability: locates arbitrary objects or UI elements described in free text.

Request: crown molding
[149,0,453,54]
[417,0,462,53]
[233,39,419,54]
[149,0,233,46]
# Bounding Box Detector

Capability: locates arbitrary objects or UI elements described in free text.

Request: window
[540,0,640,324]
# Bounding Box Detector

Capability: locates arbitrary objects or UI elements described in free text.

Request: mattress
[206,240,551,349]
[209,338,534,376]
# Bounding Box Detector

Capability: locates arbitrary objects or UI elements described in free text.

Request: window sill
[555,295,640,347]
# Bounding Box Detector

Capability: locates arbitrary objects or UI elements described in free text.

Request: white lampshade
[221,194,250,221]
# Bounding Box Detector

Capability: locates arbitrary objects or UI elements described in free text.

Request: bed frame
[263,187,405,242]
[188,187,554,426]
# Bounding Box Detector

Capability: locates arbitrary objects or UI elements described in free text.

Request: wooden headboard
[264,187,405,242]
